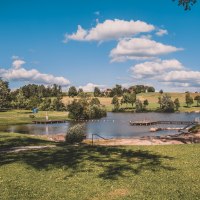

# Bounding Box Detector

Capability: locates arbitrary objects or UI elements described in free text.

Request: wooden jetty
[33,120,67,124]
[130,120,197,126]
[129,121,157,126]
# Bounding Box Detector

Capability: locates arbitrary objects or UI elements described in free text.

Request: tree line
[0,79,65,111]
[68,84,156,98]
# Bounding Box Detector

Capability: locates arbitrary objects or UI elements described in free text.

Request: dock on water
[33,120,67,124]
[130,120,197,126]
[129,121,157,126]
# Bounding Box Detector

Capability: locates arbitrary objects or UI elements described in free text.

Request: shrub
[29,114,35,118]
[65,124,86,144]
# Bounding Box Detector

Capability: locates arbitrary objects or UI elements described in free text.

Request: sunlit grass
[0,110,69,125]
[0,132,200,200]
[62,92,200,112]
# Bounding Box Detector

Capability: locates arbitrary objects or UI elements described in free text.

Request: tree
[194,95,200,107]
[185,93,194,107]
[135,99,144,112]
[0,79,11,109]
[27,96,42,109]
[39,98,52,111]
[147,87,155,93]
[174,98,180,111]
[12,89,28,109]
[110,85,123,97]
[173,0,197,10]
[68,86,78,97]
[160,94,175,112]
[94,87,101,97]
[90,98,100,106]
[159,89,163,95]
[129,92,136,107]
[51,97,66,111]
[143,99,149,109]
[67,98,106,120]
[78,88,83,94]
[121,93,130,107]
[111,95,120,111]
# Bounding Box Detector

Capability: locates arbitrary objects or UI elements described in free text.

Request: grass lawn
[0,110,69,126]
[62,92,200,112]
[0,132,200,200]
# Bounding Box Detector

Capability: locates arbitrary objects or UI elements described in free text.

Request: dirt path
[1,145,56,153]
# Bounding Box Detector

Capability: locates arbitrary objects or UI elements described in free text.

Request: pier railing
[91,134,108,145]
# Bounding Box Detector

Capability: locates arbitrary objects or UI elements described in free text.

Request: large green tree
[94,87,101,97]
[68,86,78,97]
[159,94,175,112]
[194,95,200,107]
[0,79,11,109]
[185,93,194,107]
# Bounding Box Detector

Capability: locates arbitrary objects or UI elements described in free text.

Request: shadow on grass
[0,140,176,180]
[0,134,54,151]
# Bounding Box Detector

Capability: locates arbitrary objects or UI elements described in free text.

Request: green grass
[0,132,200,199]
[0,110,69,125]
[63,92,200,112]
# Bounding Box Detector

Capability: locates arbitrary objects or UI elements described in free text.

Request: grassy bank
[0,132,200,199]
[0,110,69,126]
[62,92,200,112]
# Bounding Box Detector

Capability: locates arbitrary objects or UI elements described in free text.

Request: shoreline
[40,131,200,146]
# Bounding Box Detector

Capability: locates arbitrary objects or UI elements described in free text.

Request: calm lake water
[0,112,199,138]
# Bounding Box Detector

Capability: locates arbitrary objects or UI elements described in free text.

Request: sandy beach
[41,131,200,146]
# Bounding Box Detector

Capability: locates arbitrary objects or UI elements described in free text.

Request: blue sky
[0,0,200,92]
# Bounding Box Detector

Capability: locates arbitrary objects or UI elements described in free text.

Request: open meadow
[62,92,200,112]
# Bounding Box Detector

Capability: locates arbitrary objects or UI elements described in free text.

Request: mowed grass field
[0,132,200,200]
[0,110,69,125]
[62,92,200,112]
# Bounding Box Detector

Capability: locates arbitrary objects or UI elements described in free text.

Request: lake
[0,112,199,138]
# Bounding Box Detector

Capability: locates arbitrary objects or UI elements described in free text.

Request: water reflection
[0,112,199,138]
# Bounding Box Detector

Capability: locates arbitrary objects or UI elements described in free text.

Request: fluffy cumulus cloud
[161,70,200,87]
[0,59,70,86]
[156,29,168,36]
[110,38,183,62]
[130,59,200,90]
[79,83,106,92]
[64,19,155,42]
[131,59,184,78]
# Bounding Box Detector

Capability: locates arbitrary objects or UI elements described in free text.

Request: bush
[65,124,86,144]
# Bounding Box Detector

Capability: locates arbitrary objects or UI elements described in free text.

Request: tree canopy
[173,0,197,10]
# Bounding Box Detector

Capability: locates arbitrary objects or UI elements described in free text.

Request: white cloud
[130,59,184,78]
[156,29,168,36]
[64,19,155,42]
[79,83,106,92]
[64,25,88,42]
[110,38,183,62]
[161,70,200,87]
[0,60,70,86]
[12,59,26,69]
[130,59,200,90]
